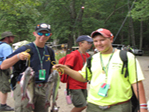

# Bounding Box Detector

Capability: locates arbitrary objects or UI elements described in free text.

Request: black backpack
[10,44,55,90]
[86,50,139,112]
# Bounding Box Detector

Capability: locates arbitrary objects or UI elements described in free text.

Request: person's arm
[53,64,86,82]
[132,81,148,112]
[1,52,30,70]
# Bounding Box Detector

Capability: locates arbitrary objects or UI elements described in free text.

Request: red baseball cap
[91,28,114,39]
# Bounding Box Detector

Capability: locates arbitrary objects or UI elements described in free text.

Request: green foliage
[0,0,41,16]
[0,13,35,43]
[131,0,149,21]
[0,0,149,52]
[0,0,42,43]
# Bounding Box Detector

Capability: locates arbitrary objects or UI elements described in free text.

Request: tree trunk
[140,21,143,49]
[68,0,76,47]
[68,0,85,47]
[77,2,85,36]
[128,0,135,47]
[120,33,124,44]
[129,17,136,47]
[67,33,73,54]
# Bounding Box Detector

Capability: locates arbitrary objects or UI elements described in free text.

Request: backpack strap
[119,50,128,77]
[46,46,55,64]
[86,50,129,81]
[24,45,33,55]
[61,54,70,95]
[11,44,33,91]
[65,51,79,95]
[120,51,140,111]
[86,56,92,82]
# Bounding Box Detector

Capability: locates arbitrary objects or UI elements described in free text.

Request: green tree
[0,0,41,42]
[0,0,149,52]
[131,0,149,21]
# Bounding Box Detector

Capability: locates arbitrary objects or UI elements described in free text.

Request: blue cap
[76,35,93,42]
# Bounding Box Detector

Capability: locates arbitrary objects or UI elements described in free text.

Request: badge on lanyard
[98,83,110,97]
[98,50,115,97]
[34,43,46,81]
[39,69,46,80]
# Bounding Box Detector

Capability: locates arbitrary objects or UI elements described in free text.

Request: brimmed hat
[35,23,51,33]
[91,28,114,39]
[0,31,15,40]
[76,35,93,42]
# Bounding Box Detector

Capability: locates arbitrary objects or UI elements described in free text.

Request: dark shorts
[87,100,132,112]
[70,89,87,108]
[0,69,11,93]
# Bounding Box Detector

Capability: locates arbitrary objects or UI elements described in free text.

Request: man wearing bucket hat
[53,28,147,112]
[59,35,93,112]
[0,31,15,111]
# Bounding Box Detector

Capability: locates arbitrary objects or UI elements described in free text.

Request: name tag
[98,83,110,97]
[39,69,46,80]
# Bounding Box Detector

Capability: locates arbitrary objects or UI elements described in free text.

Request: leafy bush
[55,51,66,63]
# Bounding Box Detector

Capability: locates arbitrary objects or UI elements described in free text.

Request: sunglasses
[37,32,50,36]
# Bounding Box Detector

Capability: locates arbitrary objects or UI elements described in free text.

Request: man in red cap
[53,28,148,112]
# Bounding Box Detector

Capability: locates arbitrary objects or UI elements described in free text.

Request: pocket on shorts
[70,89,85,107]
[1,82,11,93]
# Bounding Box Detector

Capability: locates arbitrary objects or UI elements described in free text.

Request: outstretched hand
[53,64,67,69]
[18,52,30,60]
[53,64,69,75]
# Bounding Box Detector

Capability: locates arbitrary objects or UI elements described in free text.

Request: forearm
[132,81,148,112]
[132,81,147,103]
[54,64,86,82]
[1,52,30,70]
[1,55,19,69]
[64,67,86,82]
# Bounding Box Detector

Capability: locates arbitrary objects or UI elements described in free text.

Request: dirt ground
[5,56,149,112]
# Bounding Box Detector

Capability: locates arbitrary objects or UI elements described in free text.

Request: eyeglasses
[82,41,92,44]
[37,32,50,36]
[87,42,93,44]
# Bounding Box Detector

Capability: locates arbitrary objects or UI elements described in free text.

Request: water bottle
[64,89,72,104]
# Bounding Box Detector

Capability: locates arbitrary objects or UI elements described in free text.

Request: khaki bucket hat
[0,31,15,40]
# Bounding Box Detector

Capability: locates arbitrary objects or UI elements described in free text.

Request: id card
[98,83,110,97]
[39,69,46,80]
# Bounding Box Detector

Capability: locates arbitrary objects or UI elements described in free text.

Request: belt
[98,100,130,110]
[35,83,47,88]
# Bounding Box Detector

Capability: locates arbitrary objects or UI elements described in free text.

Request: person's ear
[33,32,36,36]
[110,37,113,43]
[50,33,52,36]
[78,41,83,46]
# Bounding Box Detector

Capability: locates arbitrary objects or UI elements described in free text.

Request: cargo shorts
[70,89,87,107]
[14,83,49,112]
[0,69,11,93]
